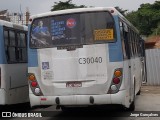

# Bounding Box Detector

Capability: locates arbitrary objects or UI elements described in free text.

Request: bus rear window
[30,11,115,48]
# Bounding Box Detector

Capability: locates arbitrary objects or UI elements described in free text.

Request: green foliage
[152,22,160,35]
[126,1,160,36]
[51,0,86,11]
[126,11,139,27]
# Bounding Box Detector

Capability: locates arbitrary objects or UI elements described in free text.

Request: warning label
[94,29,114,40]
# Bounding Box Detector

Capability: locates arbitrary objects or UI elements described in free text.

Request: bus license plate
[66,82,82,87]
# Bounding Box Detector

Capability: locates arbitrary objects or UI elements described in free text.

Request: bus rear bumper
[29,90,126,107]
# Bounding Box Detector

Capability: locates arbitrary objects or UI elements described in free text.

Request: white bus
[0,20,28,105]
[28,7,145,111]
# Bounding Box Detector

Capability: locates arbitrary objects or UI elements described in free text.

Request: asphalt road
[1,85,160,120]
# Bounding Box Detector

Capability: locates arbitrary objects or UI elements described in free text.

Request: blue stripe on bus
[28,25,38,67]
[28,49,38,67]
[108,16,123,62]
[0,26,7,64]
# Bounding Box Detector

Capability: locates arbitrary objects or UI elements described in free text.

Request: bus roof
[0,20,28,31]
[30,7,118,18]
[30,7,139,33]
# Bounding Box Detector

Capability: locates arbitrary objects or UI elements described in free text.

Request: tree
[126,11,138,27]
[126,1,160,36]
[51,0,86,11]
[152,23,160,35]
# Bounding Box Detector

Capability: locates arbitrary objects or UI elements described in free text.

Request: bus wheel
[125,82,135,111]
[128,101,135,111]
[124,97,135,111]
[137,89,141,95]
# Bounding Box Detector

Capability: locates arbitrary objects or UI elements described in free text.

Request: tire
[128,101,135,111]
[125,81,136,111]
[137,89,141,95]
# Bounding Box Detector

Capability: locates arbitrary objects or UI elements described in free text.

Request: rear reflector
[41,98,47,101]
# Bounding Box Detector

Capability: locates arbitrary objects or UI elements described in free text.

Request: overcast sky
[0,0,157,15]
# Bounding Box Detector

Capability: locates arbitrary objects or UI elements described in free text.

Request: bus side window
[4,28,27,63]
[17,32,27,62]
[4,30,9,61]
[128,29,134,58]
[8,47,16,62]
[119,21,130,59]
[8,30,16,63]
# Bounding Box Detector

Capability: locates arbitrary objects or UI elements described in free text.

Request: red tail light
[113,77,120,84]
[31,81,38,87]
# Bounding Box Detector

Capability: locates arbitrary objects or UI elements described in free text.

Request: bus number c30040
[78,57,102,64]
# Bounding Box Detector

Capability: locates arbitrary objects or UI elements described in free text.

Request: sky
[0,0,157,15]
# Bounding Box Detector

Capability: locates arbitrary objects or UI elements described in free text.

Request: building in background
[0,9,10,21]
[145,36,160,49]
[0,8,30,26]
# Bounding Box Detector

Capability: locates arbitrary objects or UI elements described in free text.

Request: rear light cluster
[28,73,43,96]
[108,68,123,94]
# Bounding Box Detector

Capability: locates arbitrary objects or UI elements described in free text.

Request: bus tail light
[111,85,117,91]
[28,73,43,96]
[35,88,41,95]
[31,81,38,87]
[108,68,123,94]
[114,70,122,77]
[113,78,120,84]
[28,74,36,81]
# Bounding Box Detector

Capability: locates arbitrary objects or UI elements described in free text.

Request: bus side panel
[0,26,7,105]
[28,25,38,68]
[0,26,7,64]
[131,57,142,95]
[0,64,29,105]
[0,89,6,105]
[108,16,123,63]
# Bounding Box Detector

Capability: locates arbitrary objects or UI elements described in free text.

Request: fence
[145,49,160,85]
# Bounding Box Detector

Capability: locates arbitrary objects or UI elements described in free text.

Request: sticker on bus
[43,71,54,80]
[42,62,50,70]
[94,29,114,40]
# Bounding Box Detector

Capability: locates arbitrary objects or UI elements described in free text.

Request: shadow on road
[0,102,31,112]
[0,104,130,120]
[45,105,130,120]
